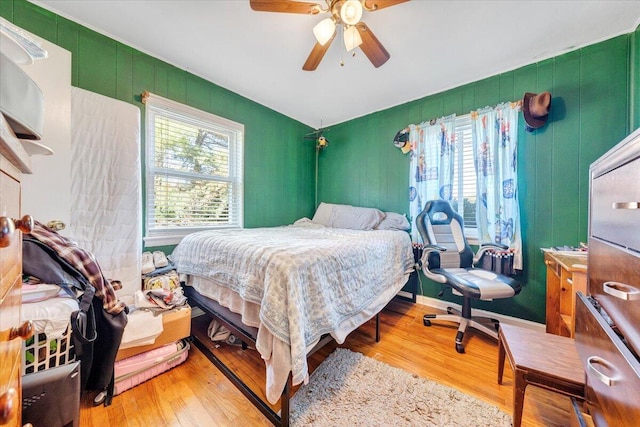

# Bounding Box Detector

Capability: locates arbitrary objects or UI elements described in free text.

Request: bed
[171,204,415,426]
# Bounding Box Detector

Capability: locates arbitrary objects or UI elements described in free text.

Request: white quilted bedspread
[172,222,414,397]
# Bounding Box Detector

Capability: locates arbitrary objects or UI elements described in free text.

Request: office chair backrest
[415,200,474,269]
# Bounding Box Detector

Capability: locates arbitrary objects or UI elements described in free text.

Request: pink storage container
[113,339,189,395]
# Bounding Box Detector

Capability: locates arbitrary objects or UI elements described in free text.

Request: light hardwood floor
[80,300,572,426]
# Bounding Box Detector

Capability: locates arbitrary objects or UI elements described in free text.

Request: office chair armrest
[419,245,446,267]
[473,243,509,265]
[417,245,448,284]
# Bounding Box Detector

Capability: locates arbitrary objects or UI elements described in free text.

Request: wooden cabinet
[574,127,640,427]
[543,249,588,337]
[569,397,594,427]
[0,159,23,427]
[0,118,32,427]
[575,293,640,427]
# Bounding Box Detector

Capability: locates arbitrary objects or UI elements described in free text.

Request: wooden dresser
[0,116,33,426]
[574,127,640,426]
[543,249,588,337]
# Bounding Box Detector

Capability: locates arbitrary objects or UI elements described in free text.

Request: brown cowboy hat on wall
[522,91,552,131]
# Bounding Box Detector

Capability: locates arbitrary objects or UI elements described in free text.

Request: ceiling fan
[249,0,409,71]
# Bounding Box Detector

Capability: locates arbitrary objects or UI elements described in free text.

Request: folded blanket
[21,295,78,340]
[119,309,163,349]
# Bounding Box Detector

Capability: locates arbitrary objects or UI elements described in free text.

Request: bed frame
[184,286,380,427]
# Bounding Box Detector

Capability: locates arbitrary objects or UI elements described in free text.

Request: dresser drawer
[0,348,20,426]
[0,274,22,426]
[590,155,640,252]
[575,293,640,427]
[0,168,21,302]
[588,239,640,356]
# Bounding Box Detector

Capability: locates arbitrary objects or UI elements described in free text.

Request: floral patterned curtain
[408,114,456,242]
[471,102,522,269]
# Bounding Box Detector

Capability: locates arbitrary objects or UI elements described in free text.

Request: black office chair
[415,200,521,353]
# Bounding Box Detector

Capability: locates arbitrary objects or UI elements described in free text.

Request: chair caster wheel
[446,307,454,315]
[423,319,431,326]
[455,343,465,354]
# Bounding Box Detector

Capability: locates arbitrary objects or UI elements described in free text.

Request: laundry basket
[22,321,75,375]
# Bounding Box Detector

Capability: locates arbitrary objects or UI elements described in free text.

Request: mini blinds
[452,114,477,229]
[143,92,244,242]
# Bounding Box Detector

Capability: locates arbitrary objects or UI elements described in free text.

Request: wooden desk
[497,324,585,427]
[542,249,588,337]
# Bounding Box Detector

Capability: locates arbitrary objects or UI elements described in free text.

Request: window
[143,92,244,246]
[451,114,477,237]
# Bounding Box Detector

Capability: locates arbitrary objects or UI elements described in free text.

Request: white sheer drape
[408,115,456,242]
[471,102,522,269]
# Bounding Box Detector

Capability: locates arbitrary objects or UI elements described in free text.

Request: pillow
[311,202,335,226]
[375,212,410,231]
[292,217,326,228]
[327,204,385,230]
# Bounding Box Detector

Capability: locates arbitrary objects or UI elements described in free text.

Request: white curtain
[408,114,456,242]
[69,87,142,297]
[471,102,522,269]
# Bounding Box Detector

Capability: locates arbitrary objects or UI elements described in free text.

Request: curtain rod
[419,99,523,126]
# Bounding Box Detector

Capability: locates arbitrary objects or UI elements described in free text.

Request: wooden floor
[80,300,572,426]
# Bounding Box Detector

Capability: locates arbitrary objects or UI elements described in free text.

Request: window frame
[143,92,244,246]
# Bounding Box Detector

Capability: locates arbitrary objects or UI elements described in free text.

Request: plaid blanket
[27,221,125,315]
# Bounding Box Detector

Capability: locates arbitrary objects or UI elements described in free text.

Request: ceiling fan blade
[249,0,322,14]
[356,23,390,68]
[302,34,336,71]
[363,0,410,11]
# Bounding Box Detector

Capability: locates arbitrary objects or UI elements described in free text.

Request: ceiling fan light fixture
[313,18,336,46]
[249,0,401,70]
[343,25,363,52]
[340,0,363,26]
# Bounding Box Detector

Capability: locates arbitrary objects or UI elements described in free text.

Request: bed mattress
[172,221,414,403]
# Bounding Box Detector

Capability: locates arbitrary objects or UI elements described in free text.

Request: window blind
[143,92,244,242]
[452,114,477,229]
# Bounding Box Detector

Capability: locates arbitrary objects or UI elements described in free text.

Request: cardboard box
[116,305,191,361]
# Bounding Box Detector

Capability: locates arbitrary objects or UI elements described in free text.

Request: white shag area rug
[290,348,511,426]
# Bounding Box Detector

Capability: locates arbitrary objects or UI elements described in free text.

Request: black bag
[22,238,127,405]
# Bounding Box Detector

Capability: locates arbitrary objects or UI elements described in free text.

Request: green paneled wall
[632,25,640,130]
[2,0,316,248]
[320,35,634,323]
[4,1,639,323]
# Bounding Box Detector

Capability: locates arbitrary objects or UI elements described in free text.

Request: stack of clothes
[118,252,188,350]
[140,251,186,310]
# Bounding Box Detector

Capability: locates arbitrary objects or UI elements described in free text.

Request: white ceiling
[32,1,640,129]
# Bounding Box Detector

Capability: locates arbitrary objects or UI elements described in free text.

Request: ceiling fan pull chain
[340,27,345,66]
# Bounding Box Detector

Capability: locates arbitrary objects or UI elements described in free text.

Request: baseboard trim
[415,295,545,332]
